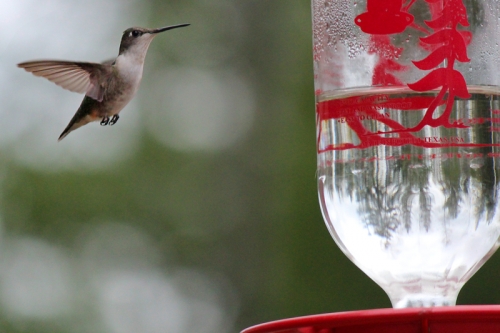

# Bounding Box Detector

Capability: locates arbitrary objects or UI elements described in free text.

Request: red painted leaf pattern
[407,0,471,129]
[412,46,447,70]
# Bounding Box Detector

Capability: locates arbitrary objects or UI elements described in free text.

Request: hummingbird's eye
[131,30,142,37]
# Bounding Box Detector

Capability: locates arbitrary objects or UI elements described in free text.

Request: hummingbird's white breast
[106,33,156,115]
[110,53,146,114]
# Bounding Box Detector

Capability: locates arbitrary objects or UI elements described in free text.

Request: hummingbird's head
[119,24,190,57]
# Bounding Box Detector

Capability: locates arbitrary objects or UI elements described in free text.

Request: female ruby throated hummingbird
[18,23,190,141]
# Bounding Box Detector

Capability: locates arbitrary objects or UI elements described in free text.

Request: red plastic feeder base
[241,305,500,333]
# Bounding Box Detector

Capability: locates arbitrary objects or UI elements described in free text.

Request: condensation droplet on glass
[352,169,364,175]
[470,158,484,169]
[409,163,424,169]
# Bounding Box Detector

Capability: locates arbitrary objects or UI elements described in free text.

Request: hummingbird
[18,23,190,141]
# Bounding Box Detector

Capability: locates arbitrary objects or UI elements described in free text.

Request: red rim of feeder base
[241,305,500,333]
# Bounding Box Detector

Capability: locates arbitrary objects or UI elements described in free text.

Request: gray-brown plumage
[18,24,189,141]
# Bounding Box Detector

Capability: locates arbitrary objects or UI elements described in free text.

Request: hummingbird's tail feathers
[58,95,102,141]
[58,114,96,141]
[58,130,71,141]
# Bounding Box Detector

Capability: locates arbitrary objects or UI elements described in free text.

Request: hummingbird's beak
[150,24,190,34]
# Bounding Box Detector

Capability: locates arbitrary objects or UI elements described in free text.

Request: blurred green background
[1,0,500,332]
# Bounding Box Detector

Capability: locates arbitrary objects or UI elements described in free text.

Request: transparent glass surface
[313,0,500,308]
[317,86,500,307]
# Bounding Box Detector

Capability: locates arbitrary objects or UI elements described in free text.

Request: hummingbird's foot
[109,115,119,126]
[100,117,110,126]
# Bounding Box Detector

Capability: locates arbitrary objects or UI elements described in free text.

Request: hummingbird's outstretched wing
[17,60,112,102]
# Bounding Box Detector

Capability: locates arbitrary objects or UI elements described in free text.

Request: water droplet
[409,163,424,169]
[352,169,364,175]
[470,158,484,169]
